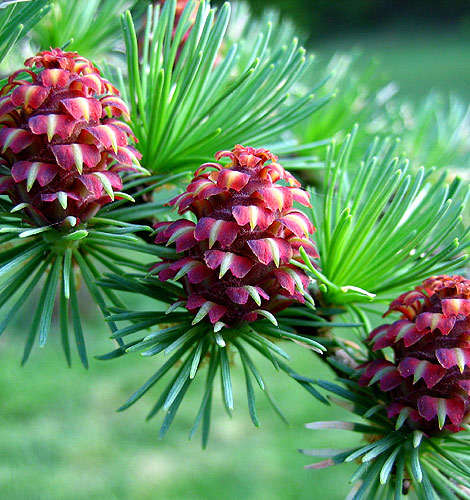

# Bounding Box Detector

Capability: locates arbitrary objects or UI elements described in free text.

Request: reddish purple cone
[360,275,470,434]
[0,48,141,228]
[153,145,318,328]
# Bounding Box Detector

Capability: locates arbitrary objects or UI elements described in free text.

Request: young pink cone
[360,275,470,434]
[153,145,318,328]
[0,48,141,228]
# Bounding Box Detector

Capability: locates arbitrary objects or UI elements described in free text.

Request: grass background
[1,20,469,500]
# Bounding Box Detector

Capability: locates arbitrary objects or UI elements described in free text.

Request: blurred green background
[243,0,470,100]
[1,1,470,499]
